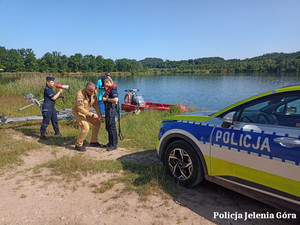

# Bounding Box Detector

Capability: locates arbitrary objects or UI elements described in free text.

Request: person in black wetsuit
[102,76,118,151]
[40,76,63,140]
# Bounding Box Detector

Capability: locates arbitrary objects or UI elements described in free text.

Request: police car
[156,85,300,211]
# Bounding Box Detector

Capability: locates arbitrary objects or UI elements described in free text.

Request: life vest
[103,84,117,97]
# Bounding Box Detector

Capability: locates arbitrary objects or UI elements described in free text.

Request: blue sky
[1,0,299,61]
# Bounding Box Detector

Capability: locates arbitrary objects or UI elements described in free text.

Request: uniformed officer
[40,76,63,140]
[102,77,118,151]
[72,82,104,152]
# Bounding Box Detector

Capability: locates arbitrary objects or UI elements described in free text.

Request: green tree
[57,55,69,73]
[81,54,96,72]
[38,58,48,72]
[102,58,115,72]
[139,57,164,68]
[18,48,38,72]
[68,53,83,72]
[39,52,58,73]
[0,46,8,70]
[95,55,104,72]
[6,49,25,72]
[116,58,131,72]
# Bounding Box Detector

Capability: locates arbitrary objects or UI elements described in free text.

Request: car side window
[276,99,300,115]
[274,98,300,127]
[237,98,278,125]
[237,92,300,127]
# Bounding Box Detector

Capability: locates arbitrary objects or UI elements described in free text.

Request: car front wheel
[164,140,204,187]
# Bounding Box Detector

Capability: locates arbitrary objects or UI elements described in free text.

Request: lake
[111,73,300,111]
[1,73,299,111]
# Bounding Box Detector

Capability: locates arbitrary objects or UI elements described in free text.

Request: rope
[117,103,123,141]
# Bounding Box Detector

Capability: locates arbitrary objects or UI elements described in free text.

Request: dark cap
[102,73,111,83]
[46,76,55,81]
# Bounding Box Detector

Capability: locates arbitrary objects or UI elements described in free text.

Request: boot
[40,133,48,140]
[55,131,62,136]
[74,145,86,152]
[89,142,106,147]
[106,146,117,151]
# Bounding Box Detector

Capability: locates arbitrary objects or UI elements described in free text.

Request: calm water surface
[1,73,299,111]
[112,74,300,111]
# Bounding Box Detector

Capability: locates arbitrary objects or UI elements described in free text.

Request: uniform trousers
[105,107,118,147]
[73,113,100,147]
[40,103,59,134]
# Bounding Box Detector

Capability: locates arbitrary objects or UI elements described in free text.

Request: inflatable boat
[121,89,188,113]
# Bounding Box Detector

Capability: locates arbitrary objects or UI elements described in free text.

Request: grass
[120,106,183,150]
[1,93,184,151]
[0,129,42,168]
[33,154,181,200]
[0,102,183,201]
[45,155,122,177]
[0,96,184,198]
[0,74,187,201]
[0,73,92,110]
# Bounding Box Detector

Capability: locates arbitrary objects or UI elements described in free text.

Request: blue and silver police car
[156,85,300,211]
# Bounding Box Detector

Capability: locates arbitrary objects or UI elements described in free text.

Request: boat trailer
[0,93,75,125]
[0,93,122,125]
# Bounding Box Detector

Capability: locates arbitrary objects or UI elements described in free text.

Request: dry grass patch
[0,129,43,168]
[29,154,181,201]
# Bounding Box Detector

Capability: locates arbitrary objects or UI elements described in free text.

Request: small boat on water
[121,89,188,113]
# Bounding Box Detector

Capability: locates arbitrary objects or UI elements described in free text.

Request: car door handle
[274,137,300,148]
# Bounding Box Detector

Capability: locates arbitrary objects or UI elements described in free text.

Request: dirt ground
[0,129,298,225]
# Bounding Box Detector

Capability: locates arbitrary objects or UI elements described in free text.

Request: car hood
[164,110,216,122]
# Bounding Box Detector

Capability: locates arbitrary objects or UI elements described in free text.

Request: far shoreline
[1,70,299,78]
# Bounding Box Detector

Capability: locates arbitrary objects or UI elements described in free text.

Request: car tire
[164,140,204,187]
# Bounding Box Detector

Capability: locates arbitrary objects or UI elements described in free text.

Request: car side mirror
[286,106,297,115]
[221,111,236,128]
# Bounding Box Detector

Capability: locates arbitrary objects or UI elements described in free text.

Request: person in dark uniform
[40,76,63,140]
[102,76,118,151]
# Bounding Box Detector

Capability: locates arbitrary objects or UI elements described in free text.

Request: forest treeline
[0,46,299,74]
